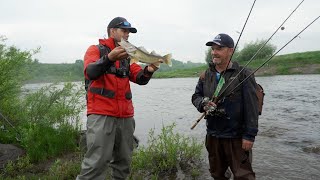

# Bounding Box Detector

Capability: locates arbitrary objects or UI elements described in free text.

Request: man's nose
[212,49,217,55]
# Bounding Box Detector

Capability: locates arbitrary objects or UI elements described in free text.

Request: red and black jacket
[84,38,153,117]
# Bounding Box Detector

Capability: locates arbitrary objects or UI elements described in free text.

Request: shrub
[236,39,276,61]
[130,123,203,178]
[0,36,36,143]
[17,83,84,162]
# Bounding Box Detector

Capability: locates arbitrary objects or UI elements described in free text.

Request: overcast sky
[0,0,319,64]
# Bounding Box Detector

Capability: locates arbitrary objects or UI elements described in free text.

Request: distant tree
[205,47,212,65]
[74,59,84,76]
[75,59,83,65]
[237,39,276,61]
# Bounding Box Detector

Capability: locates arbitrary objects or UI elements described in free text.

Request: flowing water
[130,75,320,180]
[24,75,320,179]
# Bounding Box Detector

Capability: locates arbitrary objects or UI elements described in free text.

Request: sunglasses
[114,21,131,28]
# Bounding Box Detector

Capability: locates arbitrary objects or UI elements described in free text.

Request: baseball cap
[206,33,234,48]
[107,17,137,33]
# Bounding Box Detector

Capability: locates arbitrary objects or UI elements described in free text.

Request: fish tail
[163,54,172,67]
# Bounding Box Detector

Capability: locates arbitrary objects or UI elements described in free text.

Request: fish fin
[151,50,159,55]
[163,54,172,67]
[130,57,139,64]
[138,46,149,54]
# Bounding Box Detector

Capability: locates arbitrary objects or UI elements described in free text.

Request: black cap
[107,17,137,33]
[206,33,234,48]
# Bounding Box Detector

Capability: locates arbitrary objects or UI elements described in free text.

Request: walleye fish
[118,38,172,67]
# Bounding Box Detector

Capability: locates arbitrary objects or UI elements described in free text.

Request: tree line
[27,58,205,83]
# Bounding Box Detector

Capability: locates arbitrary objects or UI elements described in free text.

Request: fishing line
[218,0,305,98]
[228,15,320,94]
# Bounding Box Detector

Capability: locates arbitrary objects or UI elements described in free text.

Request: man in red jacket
[77,17,161,180]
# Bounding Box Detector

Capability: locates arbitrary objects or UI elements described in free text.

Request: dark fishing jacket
[191,62,259,141]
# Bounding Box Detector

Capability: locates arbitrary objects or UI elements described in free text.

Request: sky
[0,0,319,64]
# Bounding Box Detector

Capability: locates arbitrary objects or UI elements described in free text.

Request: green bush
[0,36,36,142]
[18,83,84,162]
[236,39,276,61]
[130,123,203,178]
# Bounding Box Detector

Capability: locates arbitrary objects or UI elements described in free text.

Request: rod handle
[191,113,206,130]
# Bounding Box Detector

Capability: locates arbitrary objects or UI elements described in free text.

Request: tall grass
[20,83,84,162]
[0,83,84,163]
[130,123,203,179]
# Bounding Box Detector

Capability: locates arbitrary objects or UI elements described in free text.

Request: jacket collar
[98,38,116,49]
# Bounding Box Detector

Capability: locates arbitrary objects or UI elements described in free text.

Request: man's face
[110,28,130,43]
[211,44,233,65]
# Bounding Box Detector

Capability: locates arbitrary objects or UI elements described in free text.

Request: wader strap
[89,87,115,98]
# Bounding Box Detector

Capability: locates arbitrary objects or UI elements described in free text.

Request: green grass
[153,66,206,78]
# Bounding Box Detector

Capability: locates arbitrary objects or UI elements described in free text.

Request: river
[24,74,320,179]
[130,75,320,180]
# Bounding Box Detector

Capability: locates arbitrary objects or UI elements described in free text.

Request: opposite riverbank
[153,51,320,78]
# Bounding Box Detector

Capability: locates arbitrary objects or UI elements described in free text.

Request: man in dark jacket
[192,33,259,180]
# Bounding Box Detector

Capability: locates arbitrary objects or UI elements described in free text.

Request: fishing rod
[191,0,257,130]
[216,0,305,101]
[228,0,257,65]
[228,15,320,94]
[0,110,21,141]
[191,15,319,130]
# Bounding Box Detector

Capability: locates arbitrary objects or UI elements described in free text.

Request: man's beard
[212,57,222,65]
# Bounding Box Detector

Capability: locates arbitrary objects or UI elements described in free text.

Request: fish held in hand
[118,38,172,67]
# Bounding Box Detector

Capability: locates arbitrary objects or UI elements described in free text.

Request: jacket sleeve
[192,77,205,113]
[129,63,154,85]
[242,70,259,142]
[84,45,114,80]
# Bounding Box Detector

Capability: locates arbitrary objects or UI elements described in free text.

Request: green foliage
[27,60,84,83]
[17,83,84,162]
[205,47,212,65]
[0,82,84,162]
[153,65,207,78]
[2,156,33,177]
[236,39,276,61]
[48,158,81,179]
[130,123,203,178]
[0,36,35,130]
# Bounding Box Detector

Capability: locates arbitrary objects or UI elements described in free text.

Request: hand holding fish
[108,46,129,62]
[147,59,164,72]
